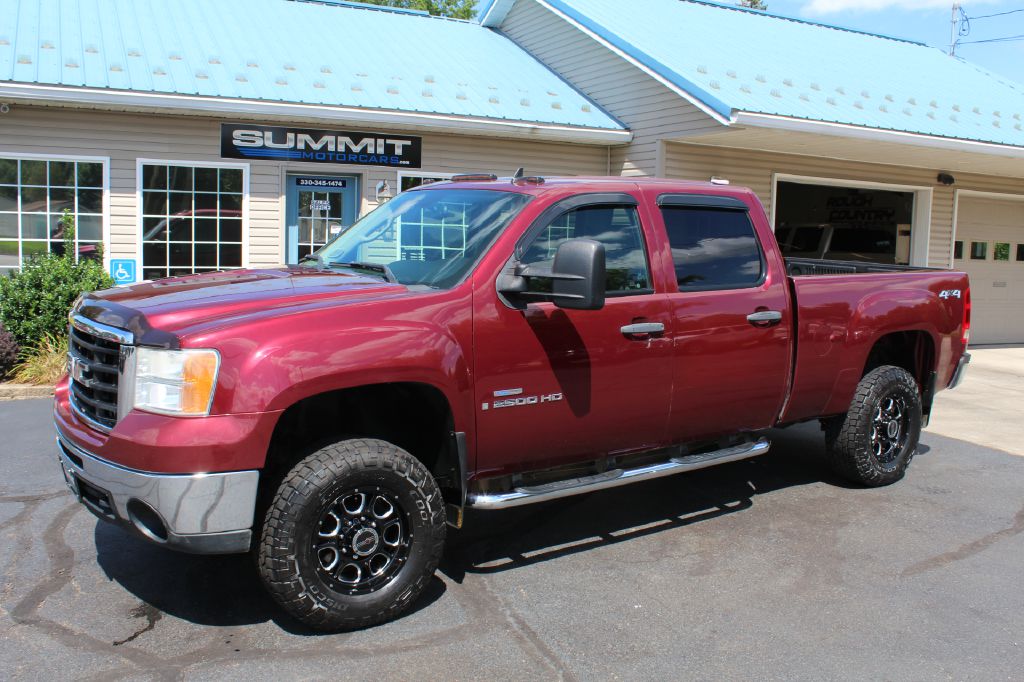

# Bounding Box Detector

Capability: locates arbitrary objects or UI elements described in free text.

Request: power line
[958,33,1024,44]
[966,7,1024,20]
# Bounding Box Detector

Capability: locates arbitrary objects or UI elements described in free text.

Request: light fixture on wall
[0,103,10,114]
[375,179,392,203]
[937,172,955,186]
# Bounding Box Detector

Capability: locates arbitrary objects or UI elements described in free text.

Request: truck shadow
[440,422,929,581]
[92,422,924,632]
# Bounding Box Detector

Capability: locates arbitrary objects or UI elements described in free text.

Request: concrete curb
[0,383,55,401]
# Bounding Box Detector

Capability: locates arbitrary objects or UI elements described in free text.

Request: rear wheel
[258,438,446,630]
[825,365,922,487]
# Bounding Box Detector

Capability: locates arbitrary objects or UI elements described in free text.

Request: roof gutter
[0,82,633,145]
[734,111,1024,159]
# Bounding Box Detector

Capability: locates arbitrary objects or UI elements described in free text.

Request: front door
[473,196,674,477]
[285,175,358,264]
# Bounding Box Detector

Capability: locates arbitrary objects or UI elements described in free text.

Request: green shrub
[12,334,68,386]
[0,210,114,347]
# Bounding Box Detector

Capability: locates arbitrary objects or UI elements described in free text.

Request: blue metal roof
[544,0,1024,147]
[0,0,623,131]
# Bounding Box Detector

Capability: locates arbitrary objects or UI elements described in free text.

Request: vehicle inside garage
[774,181,915,265]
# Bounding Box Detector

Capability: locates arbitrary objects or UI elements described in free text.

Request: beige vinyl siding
[664,141,1024,269]
[500,0,722,177]
[0,105,607,268]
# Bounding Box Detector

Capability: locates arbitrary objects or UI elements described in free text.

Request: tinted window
[826,226,896,256]
[661,207,762,289]
[521,204,651,294]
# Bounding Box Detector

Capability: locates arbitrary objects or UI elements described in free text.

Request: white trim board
[735,112,1024,161]
[0,83,632,146]
[771,172,933,267]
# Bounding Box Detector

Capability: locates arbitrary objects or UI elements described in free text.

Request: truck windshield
[310,188,531,289]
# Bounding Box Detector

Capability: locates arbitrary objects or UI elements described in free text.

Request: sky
[722,0,1024,83]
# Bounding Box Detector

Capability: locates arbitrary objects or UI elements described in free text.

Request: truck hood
[78,267,411,346]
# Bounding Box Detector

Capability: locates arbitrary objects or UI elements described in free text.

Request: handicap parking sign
[110,259,136,285]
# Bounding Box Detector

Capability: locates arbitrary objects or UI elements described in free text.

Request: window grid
[140,163,243,280]
[0,157,104,275]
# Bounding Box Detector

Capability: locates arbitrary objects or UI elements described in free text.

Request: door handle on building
[746,310,783,326]
[620,322,665,338]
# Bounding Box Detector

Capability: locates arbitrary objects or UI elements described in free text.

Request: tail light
[962,287,971,347]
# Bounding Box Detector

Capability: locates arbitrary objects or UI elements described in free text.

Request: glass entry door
[285,175,358,264]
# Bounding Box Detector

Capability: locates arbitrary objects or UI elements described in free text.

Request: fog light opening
[127,499,169,542]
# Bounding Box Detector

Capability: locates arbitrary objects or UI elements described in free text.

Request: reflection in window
[662,206,762,289]
[141,163,244,280]
[520,205,651,294]
[399,174,451,193]
[0,157,104,275]
[994,242,1010,261]
[970,242,987,260]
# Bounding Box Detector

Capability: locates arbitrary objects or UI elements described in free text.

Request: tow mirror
[498,238,606,310]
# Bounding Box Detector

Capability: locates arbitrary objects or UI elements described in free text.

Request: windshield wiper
[327,261,398,284]
[299,253,325,268]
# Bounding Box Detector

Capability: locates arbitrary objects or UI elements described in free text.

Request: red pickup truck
[54,176,970,630]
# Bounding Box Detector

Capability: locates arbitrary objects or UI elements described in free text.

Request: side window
[520,204,651,295]
[661,206,763,290]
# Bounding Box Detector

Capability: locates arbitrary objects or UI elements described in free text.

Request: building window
[953,241,963,260]
[994,242,1010,261]
[1017,244,1024,261]
[0,156,104,275]
[970,241,987,260]
[140,163,244,280]
[399,172,453,193]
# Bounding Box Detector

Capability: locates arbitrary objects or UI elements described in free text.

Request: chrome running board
[467,437,770,510]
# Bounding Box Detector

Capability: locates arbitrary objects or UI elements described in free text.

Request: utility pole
[949,2,960,56]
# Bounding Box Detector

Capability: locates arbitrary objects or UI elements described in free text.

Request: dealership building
[0,0,1022,342]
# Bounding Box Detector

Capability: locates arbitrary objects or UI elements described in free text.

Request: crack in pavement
[112,603,163,646]
[902,503,1024,577]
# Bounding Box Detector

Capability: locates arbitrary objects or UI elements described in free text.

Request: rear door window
[661,205,764,290]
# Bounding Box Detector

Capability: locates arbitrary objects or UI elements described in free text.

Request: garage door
[954,195,1024,345]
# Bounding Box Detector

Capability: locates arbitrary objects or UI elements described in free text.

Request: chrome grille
[69,320,124,430]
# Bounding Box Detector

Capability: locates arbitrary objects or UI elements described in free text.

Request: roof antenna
[512,167,524,183]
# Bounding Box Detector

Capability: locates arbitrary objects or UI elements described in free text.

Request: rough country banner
[220,123,422,168]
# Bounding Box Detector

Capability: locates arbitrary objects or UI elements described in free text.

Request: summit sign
[221,123,422,168]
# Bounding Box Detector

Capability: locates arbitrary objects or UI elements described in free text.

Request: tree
[356,0,476,19]
[737,0,768,9]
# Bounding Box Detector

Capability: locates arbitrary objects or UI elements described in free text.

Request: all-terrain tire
[824,365,922,487]
[257,438,446,631]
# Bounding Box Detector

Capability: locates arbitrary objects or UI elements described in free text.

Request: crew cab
[54,176,970,630]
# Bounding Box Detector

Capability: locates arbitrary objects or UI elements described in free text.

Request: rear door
[473,194,674,476]
[656,194,792,443]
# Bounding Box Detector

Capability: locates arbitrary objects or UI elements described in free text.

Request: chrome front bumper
[56,429,259,554]
[948,352,971,389]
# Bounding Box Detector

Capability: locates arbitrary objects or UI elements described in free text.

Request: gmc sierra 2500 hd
[54,176,970,630]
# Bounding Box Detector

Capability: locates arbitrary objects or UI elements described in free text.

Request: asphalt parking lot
[2,396,1023,680]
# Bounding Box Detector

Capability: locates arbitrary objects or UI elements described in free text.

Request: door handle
[620,322,665,337]
[746,310,783,326]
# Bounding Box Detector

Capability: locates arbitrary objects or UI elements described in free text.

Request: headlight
[133,347,220,416]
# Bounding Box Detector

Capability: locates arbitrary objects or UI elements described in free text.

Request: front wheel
[824,365,922,487]
[258,438,446,630]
